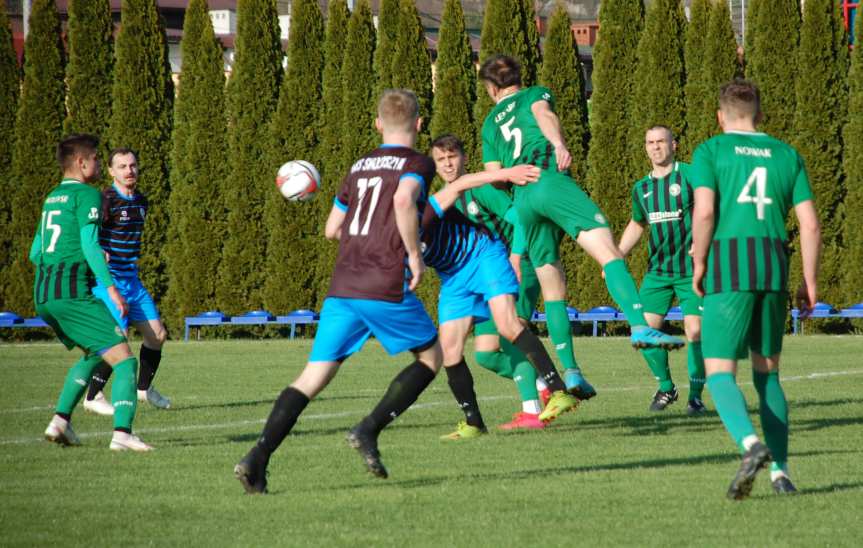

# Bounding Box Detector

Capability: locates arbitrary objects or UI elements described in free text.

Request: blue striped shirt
[99,184,148,278]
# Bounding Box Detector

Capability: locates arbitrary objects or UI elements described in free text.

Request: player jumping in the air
[33,134,152,452]
[432,134,555,430]
[617,126,707,414]
[479,55,685,373]
[83,148,171,415]
[234,89,444,494]
[690,80,821,500]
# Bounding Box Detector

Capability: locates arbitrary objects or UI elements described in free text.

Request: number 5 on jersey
[501,117,522,159]
[737,167,773,220]
[348,177,382,236]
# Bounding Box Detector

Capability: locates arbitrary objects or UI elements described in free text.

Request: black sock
[360,360,437,435]
[86,362,113,400]
[513,328,567,392]
[137,345,162,391]
[444,359,484,428]
[256,386,310,457]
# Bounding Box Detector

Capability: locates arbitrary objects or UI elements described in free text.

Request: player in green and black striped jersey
[618,126,706,415]
[31,134,152,452]
[690,80,821,499]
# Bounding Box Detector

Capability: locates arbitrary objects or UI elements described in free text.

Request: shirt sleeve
[80,224,114,287]
[689,141,717,191]
[631,183,646,223]
[29,232,41,264]
[530,86,556,112]
[791,152,815,205]
[77,187,103,229]
[335,175,351,211]
[481,118,501,164]
[474,185,513,220]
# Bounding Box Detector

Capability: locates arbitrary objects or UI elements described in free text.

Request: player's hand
[692,262,706,298]
[688,244,694,257]
[107,285,128,318]
[509,253,522,284]
[407,252,424,291]
[796,281,817,320]
[104,251,110,262]
[554,144,572,172]
[506,165,540,186]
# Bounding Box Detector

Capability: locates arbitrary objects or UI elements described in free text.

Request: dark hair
[56,134,99,171]
[646,125,675,141]
[478,54,522,88]
[719,79,761,119]
[430,134,465,156]
[109,147,137,166]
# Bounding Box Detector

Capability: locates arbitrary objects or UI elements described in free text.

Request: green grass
[1,336,862,547]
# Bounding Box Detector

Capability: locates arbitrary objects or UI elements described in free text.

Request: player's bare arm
[691,186,716,297]
[530,100,571,171]
[432,165,539,212]
[618,220,647,257]
[324,206,346,240]
[393,176,424,290]
[794,199,822,319]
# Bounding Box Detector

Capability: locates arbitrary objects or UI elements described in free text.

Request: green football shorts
[701,291,788,360]
[36,295,127,354]
[514,170,609,267]
[639,272,703,317]
[475,257,541,336]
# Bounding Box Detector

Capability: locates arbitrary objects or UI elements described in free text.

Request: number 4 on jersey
[737,167,773,220]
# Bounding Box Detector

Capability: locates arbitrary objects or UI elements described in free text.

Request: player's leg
[675,276,706,414]
[101,341,152,451]
[439,316,487,439]
[637,274,677,410]
[750,291,794,494]
[702,291,771,500]
[83,281,128,414]
[133,317,170,409]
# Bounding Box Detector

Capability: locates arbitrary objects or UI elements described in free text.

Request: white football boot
[137,386,171,409]
[83,391,115,416]
[44,416,81,446]
[109,431,154,452]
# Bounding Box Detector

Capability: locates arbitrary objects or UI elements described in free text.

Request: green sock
[545,300,579,371]
[753,370,788,468]
[641,347,673,392]
[602,259,647,327]
[687,341,706,399]
[706,372,756,451]
[56,353,104,415]
[475,350,514,379]
[111,357,139,431]
[511,357,540,402]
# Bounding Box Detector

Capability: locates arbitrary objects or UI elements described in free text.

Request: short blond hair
[377,89,419,132]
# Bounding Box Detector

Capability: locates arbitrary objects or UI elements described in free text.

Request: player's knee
[684,318,701,342]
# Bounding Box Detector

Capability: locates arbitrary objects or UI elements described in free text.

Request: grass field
[1,335,862,547]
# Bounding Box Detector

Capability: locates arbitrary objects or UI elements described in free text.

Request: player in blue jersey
[82,148,171,415]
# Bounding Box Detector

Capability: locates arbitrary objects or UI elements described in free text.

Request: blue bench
[791,302,863,334]
[0,312,49,328]
[184,309,319,341]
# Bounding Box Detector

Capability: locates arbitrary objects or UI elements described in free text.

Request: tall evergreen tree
[429,0,475,153]
[163,0,227,329]
[0,3,21,302]
[373,0,400,95]
[742,0,761,74]
[215,0,282,315]
[518,0,540,87]
[314,0,351,305]
[843,6,863,306]
[263,0,324,313]
[63,0,113,142]
[792,0,848,308]
[390,0,432,151]
[578,0,643,308]
[680,0,711,160]
[338,0,376,172]
[2,0,65,315]
[745,0,800,142]
[108,0,174,304]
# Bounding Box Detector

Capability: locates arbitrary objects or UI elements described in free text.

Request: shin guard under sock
[257,386,311,457]
[707,372,757,451]
[444,359,485,428]
[138,345,162,391]
[687,341,706,399]
[545,300,580,371]
[361,361,436,434]
[87,361,114,400]
[641,347,673,392]
[603,259,647,327]
[111,357,139,432]
[475,350,515,378]
[512,328,566,393]
[57,354,104,415]
[753,370,788,467]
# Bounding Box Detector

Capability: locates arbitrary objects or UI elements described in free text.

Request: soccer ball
[276,160,320,202]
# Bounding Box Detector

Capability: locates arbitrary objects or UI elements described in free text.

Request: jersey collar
[112,182,137,201]
[60,178,84,185]
[725,130,767,136]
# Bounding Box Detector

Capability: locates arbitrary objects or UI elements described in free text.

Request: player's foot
[138,387,171,409]
[44,416,80,447]
[564,369,597,400]
[539,388,551,408]
[771,475,797,495]
[109,431,154,452]
[538,391,579,423]
[649,388,679,412]
[630,326,685,351]
[234,447,268,494]
[686,398,707,416]
[83,391,114,416]
[727,441,772,501]
[440,421,487,440]
[346,425,388,479]
[498,412,545,431]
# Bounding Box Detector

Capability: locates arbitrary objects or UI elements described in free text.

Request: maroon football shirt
[327,145,435,303]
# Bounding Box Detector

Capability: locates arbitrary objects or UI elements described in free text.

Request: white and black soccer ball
[275,160,320,202]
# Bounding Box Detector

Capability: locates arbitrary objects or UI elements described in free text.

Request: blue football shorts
[92,275,160,331]
[437,239,519,325]
[309,292,438,362]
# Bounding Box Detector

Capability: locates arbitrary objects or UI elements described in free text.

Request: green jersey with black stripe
[456,184,514,249]
[631,162,695,278]
[481,86,559,170]
[690,131,814,294]
[32,179,102,301]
